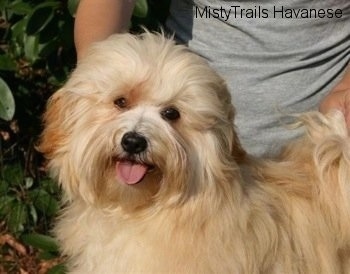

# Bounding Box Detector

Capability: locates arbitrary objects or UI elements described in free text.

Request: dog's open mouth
[116,160,153,185]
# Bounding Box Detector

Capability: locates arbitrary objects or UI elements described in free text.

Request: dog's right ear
[38,88,84,200]
[38,89,71,159]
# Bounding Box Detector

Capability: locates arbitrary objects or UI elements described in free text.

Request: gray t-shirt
[166,0,350,157]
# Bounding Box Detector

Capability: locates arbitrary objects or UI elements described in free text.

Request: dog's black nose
[121,132,147,154]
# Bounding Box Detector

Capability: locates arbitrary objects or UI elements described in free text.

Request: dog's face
[40,33,244,211]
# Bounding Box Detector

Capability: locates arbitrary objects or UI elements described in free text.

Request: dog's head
[39,32,245,211]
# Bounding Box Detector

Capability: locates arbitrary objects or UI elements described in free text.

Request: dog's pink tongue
[116,161,148,185]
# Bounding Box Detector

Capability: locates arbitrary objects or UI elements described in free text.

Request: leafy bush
[0,0,77,121]
[0,0,76,233]
[0,5,77,245]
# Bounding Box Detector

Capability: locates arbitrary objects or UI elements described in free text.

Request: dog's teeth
[116,160,148,185]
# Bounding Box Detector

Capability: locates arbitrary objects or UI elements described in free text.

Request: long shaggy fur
[39,32,350,273]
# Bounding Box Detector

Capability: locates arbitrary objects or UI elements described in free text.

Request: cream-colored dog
[40,32,350,273]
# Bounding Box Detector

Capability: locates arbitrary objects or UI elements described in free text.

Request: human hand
[319,88,350,128]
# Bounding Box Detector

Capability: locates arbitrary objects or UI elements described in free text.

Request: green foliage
[0,4,71,254]
[0,0,74,236]
[0,0,77,125]
[0,77,15,120]
[21,232,67,273]
[21,233,59,252]
[0,164,62,272]
[133,0,148,18]
[0,165,61,236]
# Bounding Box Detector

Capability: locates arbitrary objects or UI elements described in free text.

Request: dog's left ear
[218,85,246,164]
[231,128,246,163]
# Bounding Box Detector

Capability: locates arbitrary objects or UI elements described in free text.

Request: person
[74,0,350,157]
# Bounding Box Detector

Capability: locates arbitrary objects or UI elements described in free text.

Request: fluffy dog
[39,32,350,273]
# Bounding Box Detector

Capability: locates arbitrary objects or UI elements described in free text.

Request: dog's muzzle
[115,131,152,185]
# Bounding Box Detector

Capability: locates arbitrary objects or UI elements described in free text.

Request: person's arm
[320,65,350,127]
[74,0,136,60]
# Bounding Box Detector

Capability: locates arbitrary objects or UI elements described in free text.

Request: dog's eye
[161,107,180,121]
[114,97,127,109]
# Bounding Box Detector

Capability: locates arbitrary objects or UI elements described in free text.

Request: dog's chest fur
[57,201,249,273]
[56,186,348,274]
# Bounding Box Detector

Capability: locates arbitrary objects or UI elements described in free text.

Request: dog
[39,32,350,273]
